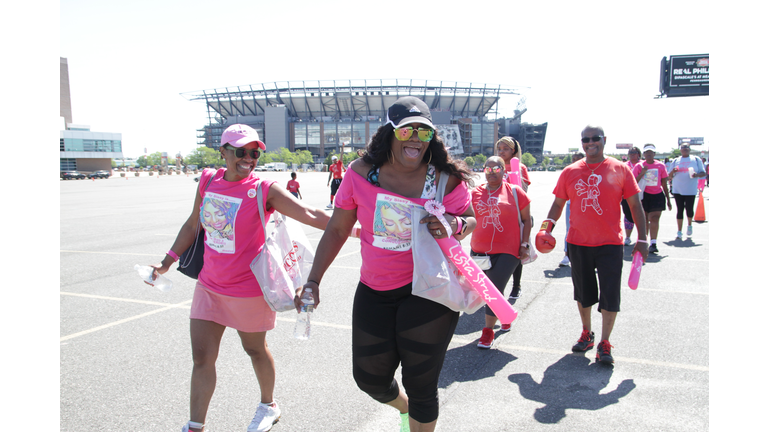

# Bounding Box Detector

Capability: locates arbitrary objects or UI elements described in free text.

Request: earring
[427,150,432,165]
[388,151,394,165]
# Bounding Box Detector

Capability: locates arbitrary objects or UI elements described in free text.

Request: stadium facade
[182,80,548,162]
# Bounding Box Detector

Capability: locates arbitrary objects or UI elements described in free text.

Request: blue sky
[58,0,718,159]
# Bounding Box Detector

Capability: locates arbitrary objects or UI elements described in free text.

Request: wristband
[459,217,468,236]
[307,279,320,286]
[454,217,463,236]
[167,250,180,262]
[540,218,556,231]
[636,239,649,244]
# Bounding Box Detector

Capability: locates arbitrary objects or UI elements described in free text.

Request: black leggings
[352,282,459,424]
[673,193,696,219]
[477,253,520,317]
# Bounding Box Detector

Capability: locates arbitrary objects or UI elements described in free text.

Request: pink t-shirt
[196,168,276,297]
[334,168,471,291]
[632,160,668,195]
[553,158,640,247]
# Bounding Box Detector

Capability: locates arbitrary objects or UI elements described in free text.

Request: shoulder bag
[250,182,316,312]
[411,172,484,314]
[177,169,215,279]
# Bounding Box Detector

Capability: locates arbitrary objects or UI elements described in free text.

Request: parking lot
[57,169,713,431]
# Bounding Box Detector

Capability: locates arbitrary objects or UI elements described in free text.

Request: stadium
[181,79,548,162]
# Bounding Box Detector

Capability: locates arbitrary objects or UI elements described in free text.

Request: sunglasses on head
[581,135,604,144]
[484,166,503,174]
[394,126,435,143]
[226,146,261,159]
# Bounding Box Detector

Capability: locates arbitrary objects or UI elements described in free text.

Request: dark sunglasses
[226,146,261,159]
[581,135,604,144]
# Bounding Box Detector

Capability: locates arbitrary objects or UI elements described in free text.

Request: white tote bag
[410,172,484,314]
[250,183,315,312]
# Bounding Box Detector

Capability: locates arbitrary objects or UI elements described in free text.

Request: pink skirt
[190,281,276,333]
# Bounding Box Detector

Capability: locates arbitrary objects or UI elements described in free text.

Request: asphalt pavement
[58,169,711,431]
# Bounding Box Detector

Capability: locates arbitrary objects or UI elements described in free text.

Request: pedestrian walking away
[632,144,672,254]
[668,143,707,239]
[560,152,584,266]
[145,124,331,432]
[295,96,476,432]
[471,156,531,348]
[287,171,302,199]
[327,155,346,208]
[495,136,531,300]
[537,125,649,365]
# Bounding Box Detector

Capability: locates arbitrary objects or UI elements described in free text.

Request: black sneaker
[572,329,595,352]
[509,285,521,299]
[649,244,658,254]
[596,340,614,364]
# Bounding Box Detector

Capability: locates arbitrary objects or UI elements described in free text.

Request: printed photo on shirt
[372,193,414,252]
[201,192,242,254]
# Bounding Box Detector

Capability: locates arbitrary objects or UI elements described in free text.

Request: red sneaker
[596,340,614,364]
[477,327,494,349]
[500,323,511,332]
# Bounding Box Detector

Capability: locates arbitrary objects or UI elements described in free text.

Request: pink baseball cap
[221,124,266,150]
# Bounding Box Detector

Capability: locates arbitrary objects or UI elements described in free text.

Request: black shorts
[567,243,623,312]
[641,191,666,213]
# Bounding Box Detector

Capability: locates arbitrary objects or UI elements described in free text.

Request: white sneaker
[624,237,631,246]
[326,203,333,209]
[676,231,683,240]
[687,225,693,237]
[182,422,204,432]
[559,256,570,266]
[248,402,281,432]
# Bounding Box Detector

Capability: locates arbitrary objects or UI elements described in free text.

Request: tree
[185,146,221,168]
[473,154,487,168]
[521,153,536,167]
[464,156,476,168]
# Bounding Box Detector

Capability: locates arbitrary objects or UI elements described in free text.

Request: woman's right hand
[295,281,320,312]
[147,262,171,284]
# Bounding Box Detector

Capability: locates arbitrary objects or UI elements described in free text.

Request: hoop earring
[388,151,394,165]
[427,150,432,165]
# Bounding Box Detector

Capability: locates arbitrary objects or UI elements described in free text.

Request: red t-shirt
[330,161,346,179]
[287,179,300,193]
[471,182,530,257]
[553,158,640,247]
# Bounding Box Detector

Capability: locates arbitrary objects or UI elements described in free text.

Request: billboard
[678,137,705,146]
[615,143,633,149]
[658,54,709,97]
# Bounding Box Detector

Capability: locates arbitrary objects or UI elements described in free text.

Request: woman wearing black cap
[297,97,476,432]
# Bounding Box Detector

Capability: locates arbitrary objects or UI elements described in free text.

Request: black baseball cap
[385,97,435,129]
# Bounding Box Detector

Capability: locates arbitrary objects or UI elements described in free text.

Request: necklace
[486,182,502,197]
[583,157,607,174]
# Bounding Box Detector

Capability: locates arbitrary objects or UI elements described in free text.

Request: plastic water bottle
[293,288,314,340]
[627,252,643,290]
[134,264,173,292]
[688,167,695,178]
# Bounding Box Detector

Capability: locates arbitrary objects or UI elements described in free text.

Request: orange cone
[694,191,706,222]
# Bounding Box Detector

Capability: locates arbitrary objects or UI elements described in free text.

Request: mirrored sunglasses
[394,126,435,143]
[484,166,503,174]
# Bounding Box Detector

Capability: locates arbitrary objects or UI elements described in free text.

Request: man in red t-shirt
[541,125,649,365]
[327,155,346,208]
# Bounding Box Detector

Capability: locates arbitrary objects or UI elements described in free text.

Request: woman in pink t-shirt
[632,144,672,253]
[296,97,476,432]
[147,124,330,432]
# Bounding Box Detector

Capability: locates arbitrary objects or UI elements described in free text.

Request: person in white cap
[148,124,331,432]
[668,143,707,239]
[327,155,346,208]
[631,144,671,253]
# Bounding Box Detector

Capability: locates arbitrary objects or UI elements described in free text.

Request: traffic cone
[694,191,706,222]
